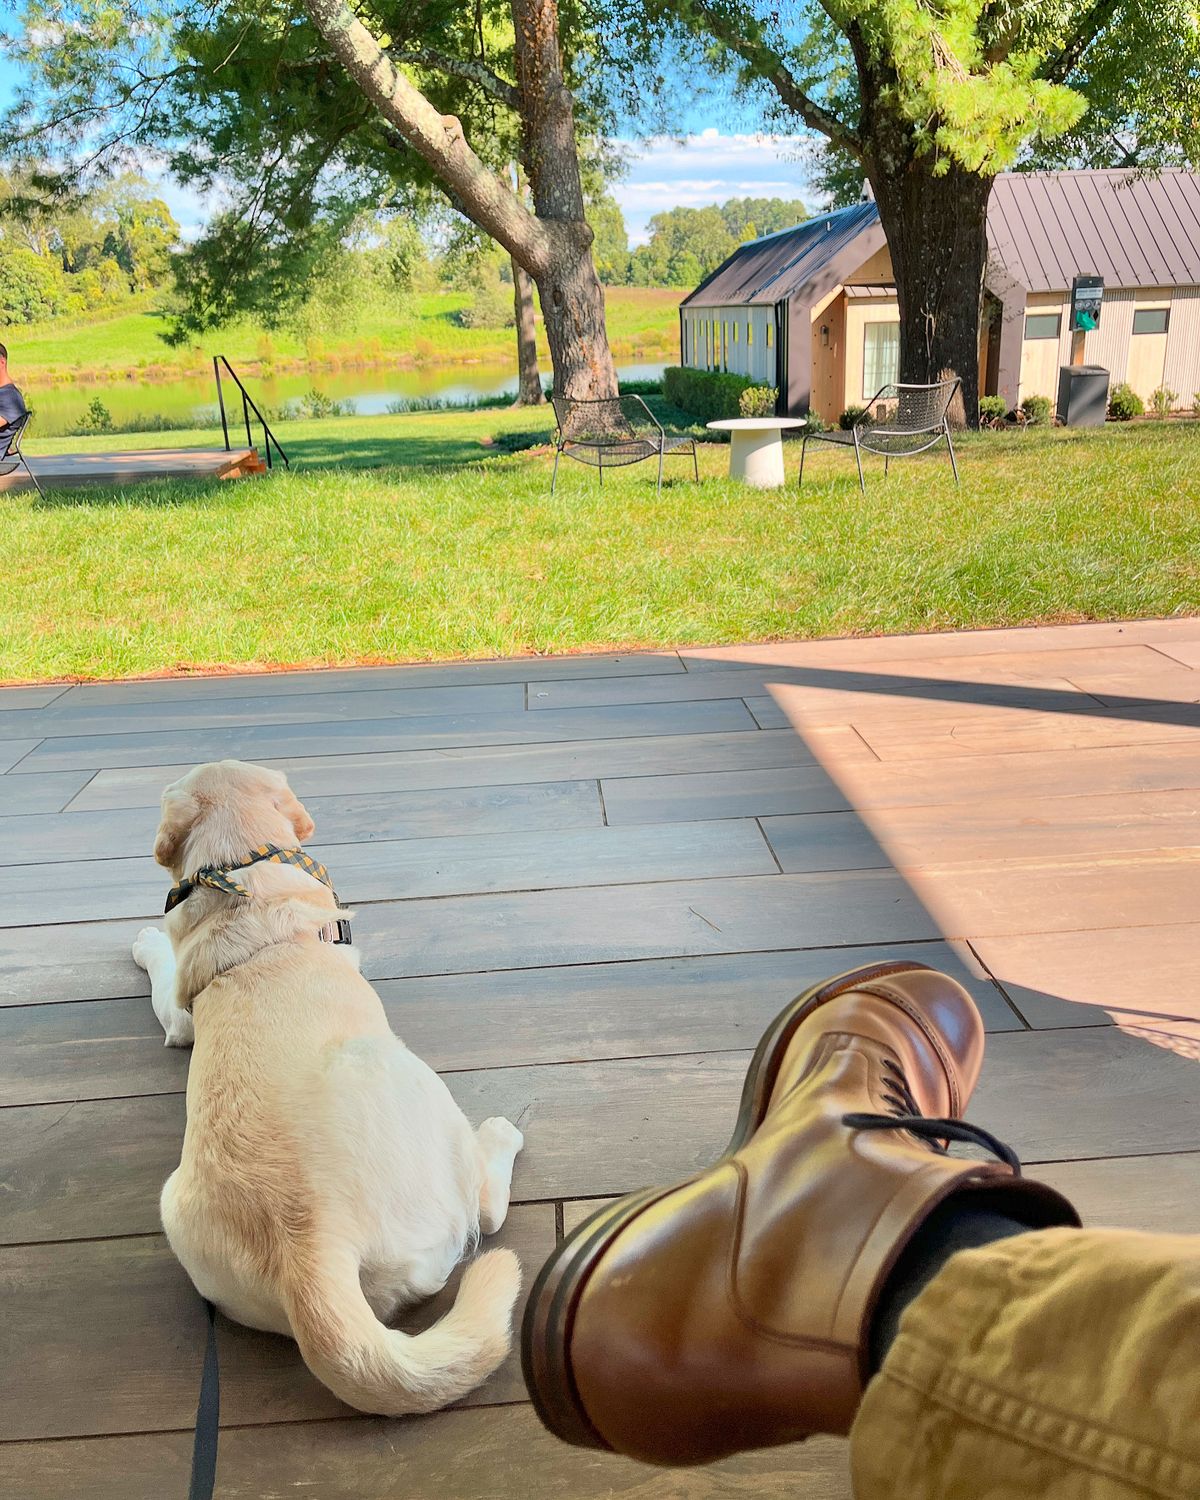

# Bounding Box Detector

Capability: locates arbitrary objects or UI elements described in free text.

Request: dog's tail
[286,1244,521,1415]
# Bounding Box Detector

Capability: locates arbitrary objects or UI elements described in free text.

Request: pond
[25,360,670,438]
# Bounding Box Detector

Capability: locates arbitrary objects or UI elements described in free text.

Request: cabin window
[732,323,739,344]
[862,321,900,400]
[747,322,753,347]
[1132,308,1169,335]
[1024,313,1061,340]
[766,324,773,349]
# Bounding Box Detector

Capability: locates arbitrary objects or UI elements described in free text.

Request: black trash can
[1057,364,1110,427]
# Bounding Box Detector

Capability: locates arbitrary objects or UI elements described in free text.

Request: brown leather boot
[522,959,1079,1466]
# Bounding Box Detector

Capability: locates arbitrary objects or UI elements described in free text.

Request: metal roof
[987,170,1200,292]
[679,171,1200,308]
[680,202,883,308]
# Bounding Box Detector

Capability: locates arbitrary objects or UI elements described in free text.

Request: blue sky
[0,50,819,244]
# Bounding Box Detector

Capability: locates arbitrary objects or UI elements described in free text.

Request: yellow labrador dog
[131,759,523,1415]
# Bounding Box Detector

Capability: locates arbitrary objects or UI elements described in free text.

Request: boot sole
[520,956,935,1451]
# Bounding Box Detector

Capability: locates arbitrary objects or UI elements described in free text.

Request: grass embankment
[3,414,1197,682]
[9,287,680,385]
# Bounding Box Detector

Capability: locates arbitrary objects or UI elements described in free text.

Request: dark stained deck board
[0,681,530,742]
[2,620,1198,1496]
[55,650,687,706]
[0,780,606,866]
[10,699,760,773]
[528,665,1099,716]
[0,820,782,927]
[0,1207,553,1443]
[0,684,70,710]
[0,941,1021,1109]
[0,769,96,816]
[0,1411,851,1500]
[7,1029,1197,1246]
[62,727,818,811]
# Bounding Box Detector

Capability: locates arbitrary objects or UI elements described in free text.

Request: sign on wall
[1070,275,1104,332]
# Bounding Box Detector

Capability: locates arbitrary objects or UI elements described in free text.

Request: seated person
[0,343,29,436]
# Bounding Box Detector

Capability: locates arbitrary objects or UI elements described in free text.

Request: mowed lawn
[3,411,1198,681]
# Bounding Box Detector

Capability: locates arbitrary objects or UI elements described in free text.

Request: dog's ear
[154,788,200,868]
[273,781,315,843]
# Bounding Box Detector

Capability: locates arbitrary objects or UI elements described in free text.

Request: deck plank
[0,770,95,816]
[6,1029,1194,1245]
[0,1206,551,1442]
[0,681,530,742]
[0,820,780,927]
[61,728,817,811]
[0,1410,850,1500]
[12,699,759,773]
[0,780,604,865]
[0,941,1021,1109]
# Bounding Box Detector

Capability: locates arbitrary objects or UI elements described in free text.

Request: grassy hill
[9,287,681,385]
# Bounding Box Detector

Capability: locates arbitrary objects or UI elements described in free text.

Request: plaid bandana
[165,843,351,944]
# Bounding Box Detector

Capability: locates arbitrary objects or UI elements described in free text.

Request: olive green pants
[851,1228,1200,1500]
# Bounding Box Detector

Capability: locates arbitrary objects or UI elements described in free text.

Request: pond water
[25,360,669,438]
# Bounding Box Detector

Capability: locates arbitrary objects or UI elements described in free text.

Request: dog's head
[154,760,315,874]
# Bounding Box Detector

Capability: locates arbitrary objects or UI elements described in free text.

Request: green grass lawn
[13,287,680,383]
[3,413,1197,682]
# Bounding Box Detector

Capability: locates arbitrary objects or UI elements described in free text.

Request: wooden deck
[2,618,1200,1498]
[0,447,264,492]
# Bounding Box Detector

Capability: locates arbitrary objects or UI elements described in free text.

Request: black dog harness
[165,843,352,945]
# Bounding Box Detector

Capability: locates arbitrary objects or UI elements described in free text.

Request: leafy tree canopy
[628,194,808,286]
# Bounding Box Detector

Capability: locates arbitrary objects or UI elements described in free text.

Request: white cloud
[612,132,819,244]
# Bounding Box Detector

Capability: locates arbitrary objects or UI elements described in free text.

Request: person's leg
[522,960,1079,1466]
[852,1225,1200,1500]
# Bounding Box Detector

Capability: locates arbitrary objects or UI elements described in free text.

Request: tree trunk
[866,152,992,425]
[511,255,545,405]
[304,0,617,401]
[511,0,618,400]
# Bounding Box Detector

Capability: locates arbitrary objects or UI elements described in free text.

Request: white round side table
[706,418,808,488]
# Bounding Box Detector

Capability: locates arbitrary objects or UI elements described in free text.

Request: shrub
[1020,394,1053,425]
[979,395,1009,425]
[456,280,515,329]
[73,396,114,435]
[662,366,754,424]
[1107,382,1143,421]
[1149,385,1178,418]
[295,388,350,420]
[739,385,777,418]
[839,405,871,430]
[1193,392,1200,416]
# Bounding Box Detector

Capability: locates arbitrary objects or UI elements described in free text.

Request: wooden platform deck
[0,447,264,492]
[2,618,1199,1498]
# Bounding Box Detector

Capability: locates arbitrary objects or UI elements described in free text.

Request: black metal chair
[551,394,699,494]
[799,379,961,494]
[0,410,44,498]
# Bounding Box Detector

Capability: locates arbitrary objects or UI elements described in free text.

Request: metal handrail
[212,356,290,469]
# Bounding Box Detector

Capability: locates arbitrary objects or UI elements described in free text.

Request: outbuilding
[678,168,1200,420]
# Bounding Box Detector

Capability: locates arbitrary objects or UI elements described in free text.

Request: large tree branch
[685,0,860,154]
[388,46,522,110]
[304,0,551,273]
[1038,0,1120,82]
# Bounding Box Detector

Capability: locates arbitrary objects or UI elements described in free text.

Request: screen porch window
[862,322,900,400]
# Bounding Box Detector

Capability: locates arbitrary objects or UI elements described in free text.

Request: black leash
[189,1300,220,1499]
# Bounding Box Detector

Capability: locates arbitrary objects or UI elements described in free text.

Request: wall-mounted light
[820,324,830,347]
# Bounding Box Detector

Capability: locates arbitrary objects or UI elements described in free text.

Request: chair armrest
[623,394,665,440]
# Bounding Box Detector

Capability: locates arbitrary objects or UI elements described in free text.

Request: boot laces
[843,1057,1022,1173]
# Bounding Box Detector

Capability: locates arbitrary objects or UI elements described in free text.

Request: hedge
[663,366,756,424]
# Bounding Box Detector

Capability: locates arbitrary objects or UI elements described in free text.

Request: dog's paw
[479,1116,525,1156]
[164,1013,195,1049]
[132,926,171,970]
